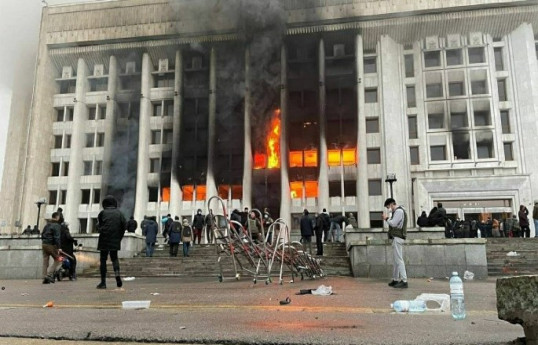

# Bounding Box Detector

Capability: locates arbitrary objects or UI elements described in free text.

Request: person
[416,211,428,227]
[533,201,538,238]
[41,212,62,284]
[329,213,346,242]
[470,219,478,238]
[300,209,314,254]
[511,215,521,238]
[485,217,493,238]
[168,216,182,257]
[31,225,40,235]
[96,195,126,289]
[57,207,65,224]
[181,219,192,257]
[247,211,262,242]
[427,207,438,226]
[230,209,242,233]
[315,213,324,256]
[205,209,216,244]
[436,203,447,226]
[22,225,32,235]
[163,214,173,242]
[143,216,158,257]
[59,222,77,280]
[192,209,204,245]
[241,207,249,228]
[319,208,331,243]
[347,213,358,229]
[126,216,137,233]
[383,198,408,289]
[262,209,274,244]
[519,205,530,238]
[492,218,500,237]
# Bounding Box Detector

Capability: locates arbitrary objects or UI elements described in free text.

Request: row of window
[53,133,105,149]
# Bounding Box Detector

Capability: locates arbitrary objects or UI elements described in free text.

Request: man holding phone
[383,198,408,289]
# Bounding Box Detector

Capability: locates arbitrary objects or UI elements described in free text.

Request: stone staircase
[81,242,351,279]
[486,238,538,276]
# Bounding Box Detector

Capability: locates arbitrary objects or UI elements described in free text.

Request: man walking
[41,212,62,284]
[533,201,538,238]
[300,209,314,254]
[96,195,126,289]
[192,209,205,245]
[143,216,158,257]
[383,198,408,289]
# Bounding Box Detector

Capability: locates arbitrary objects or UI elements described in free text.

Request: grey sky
[0,0,91,185]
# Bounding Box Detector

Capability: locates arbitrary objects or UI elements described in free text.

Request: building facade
[1,0,538,235]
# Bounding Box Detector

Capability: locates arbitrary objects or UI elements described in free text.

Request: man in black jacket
[300,209,314,254]
[126,216,137,233]
[96,195,126,289]
[41,212,62,284]
[59,223,78,280]
[192,209,205,245]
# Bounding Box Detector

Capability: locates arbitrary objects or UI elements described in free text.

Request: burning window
[290,182,303,199]
[289,151,303,168]
[181,185,206,201]
[254,109,281,170]
[161,187,170,202]
[290,181,319,199]
[328,148,356,166]
[289,150,318,168]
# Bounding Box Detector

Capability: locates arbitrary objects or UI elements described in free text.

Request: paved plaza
[0,275,524,345]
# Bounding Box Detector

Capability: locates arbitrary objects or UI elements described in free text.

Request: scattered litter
[150,293,160,296]
[21,293,29,296]
[43,301,54,308]
[124,277,136,281]
[279,297,291,305]
[1,287,5,290]
[506,251,519,257]
[122,300,151,309]
[179,326,186,330]
[295,289,313,295]
[311,285,333,296]
[113,288,125,292]
[463,270,475,280]
[414,293,450,312]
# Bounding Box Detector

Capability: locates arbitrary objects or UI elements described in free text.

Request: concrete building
[1,0,537,236]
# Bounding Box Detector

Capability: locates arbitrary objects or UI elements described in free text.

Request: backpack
[183,226,192,238]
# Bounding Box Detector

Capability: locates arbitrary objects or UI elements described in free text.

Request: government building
[1,0,537,235]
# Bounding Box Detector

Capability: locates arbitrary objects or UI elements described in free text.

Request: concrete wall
[348,238,488,279]
[0,233,146,279]
[345,227,446,242]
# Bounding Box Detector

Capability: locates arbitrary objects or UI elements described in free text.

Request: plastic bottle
[391,300,426,313]
[449,271,466,320]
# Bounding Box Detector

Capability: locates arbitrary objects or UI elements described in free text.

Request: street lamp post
[385,173,397,199]
[35,198,47,230]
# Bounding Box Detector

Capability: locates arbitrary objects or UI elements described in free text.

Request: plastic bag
[506,251,519,257]
[311,285,333,296]
[414,293,450,312]
[463,270,474,280]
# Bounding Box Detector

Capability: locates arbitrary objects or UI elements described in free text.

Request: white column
[242,46,253,209]
[356,34,370,228]
[65,58,89,233]
[206,47,218,205]
[379,35,411,214]
[169,50,183,217]
[280,45,291,227]
[101,55,118,199]
[318,38,329,212]
[134,53,153,229]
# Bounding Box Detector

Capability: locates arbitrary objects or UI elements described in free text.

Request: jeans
[183,242,190,257]
[534,219,538,238]
[329,222,341,242]
[392,237,407,282]
[146,242,155,257]
[169,243,179,257]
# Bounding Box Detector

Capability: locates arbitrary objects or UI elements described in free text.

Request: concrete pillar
[356,34,370,228]
[510,23,538,236]
[280,45,291,227]
[206,47,218,205]
[134,53,152,227]
[379,35,411,215]
[169,50,183,217]
[318,38,329,212]
[65,58,89,233]
[242,46,253,209]
[101,55,118,199]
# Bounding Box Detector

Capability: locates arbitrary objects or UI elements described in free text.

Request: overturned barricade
[208,196,324,284]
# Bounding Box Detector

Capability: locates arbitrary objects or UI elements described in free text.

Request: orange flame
[267,111,280,169]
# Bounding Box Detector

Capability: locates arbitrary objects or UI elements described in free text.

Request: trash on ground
[150,292,160,296]
[414,293,450,312]
[391,299,426,313]
[295,289,313,295]
[124,277,136,281]
[463,270,474,280]
[43,301,54,308]
[179,326,186,330]
[122,300,151,309]
[506,251,519,257]
[21,293,29,296]
[311,285,333,296]
[279,297,291,305]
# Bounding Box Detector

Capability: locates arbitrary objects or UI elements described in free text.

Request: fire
[254,109,281,170]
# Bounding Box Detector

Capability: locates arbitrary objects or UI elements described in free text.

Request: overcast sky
[0,0,93,186]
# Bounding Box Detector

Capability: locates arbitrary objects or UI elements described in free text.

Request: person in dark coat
[417,211,429,227]
[230,209,242,234]
[519,205,530,238]
[41,212,62,284]
[60,223,78,280]
[427,207,438,226]
[315,213,324,256]
[126,216,137,233]
[168,216,182,257]
[319,209,330,243]
[23,225,32,235]
[31,225,40,235]
[300,209,314,254]
[205,209,215,244]
[247,211,262,242]
[330,214,347,243]
[143,216,158,257]
[192,209,205,245]
[96,195,126,289]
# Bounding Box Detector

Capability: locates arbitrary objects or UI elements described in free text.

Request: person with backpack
[168,216,182,257]
[41,212,62,284]
[247,211,262,242]
[163,214,173,243]
[383,198,408,289]
[96,195,126,289]
[181,219,193,257]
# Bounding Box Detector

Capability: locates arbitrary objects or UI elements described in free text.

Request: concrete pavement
[0,275,524,344]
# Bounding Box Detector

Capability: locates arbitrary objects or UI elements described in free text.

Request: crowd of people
[417,202,538,239]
